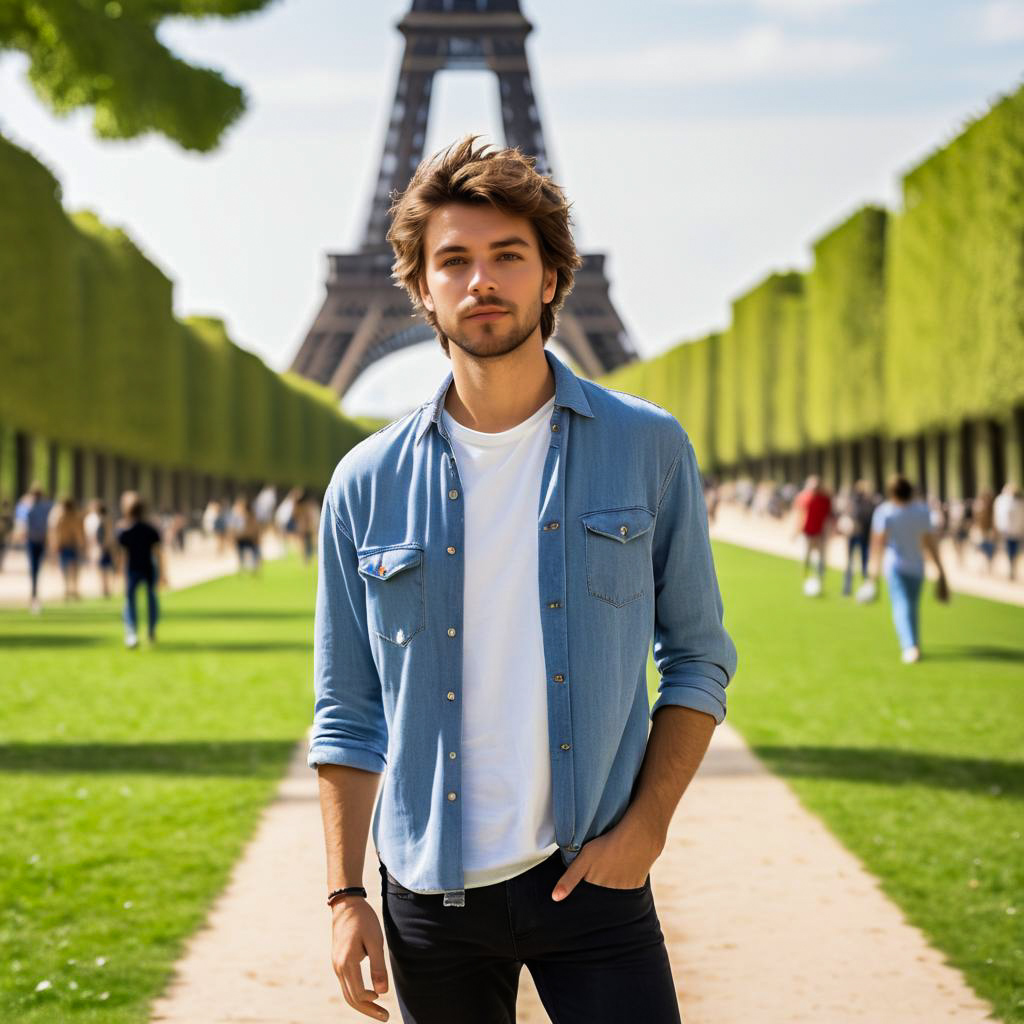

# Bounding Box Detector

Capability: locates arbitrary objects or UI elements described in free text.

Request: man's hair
[127,496,146,521]
[887,474,913,502]
[386,134,583,356]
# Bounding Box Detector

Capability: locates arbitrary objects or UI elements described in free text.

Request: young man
[791,474,834,594]
[309,135,738,1024]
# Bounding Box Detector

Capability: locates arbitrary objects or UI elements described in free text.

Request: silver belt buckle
[442,889,465,907]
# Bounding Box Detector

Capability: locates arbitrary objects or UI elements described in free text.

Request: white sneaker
[901,646,920,664]
[125,630,139,650]
[29,598,41,615]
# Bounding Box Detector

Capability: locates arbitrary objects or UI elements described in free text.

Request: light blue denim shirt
[308,348,738,903]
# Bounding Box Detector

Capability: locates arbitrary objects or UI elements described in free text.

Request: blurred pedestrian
[869,474,949,664]
[229,495,262,576]
[0,497,12,572]
[791,474,834,595]
[840,479,878,597]
[16,482,53,614]
[971,488,997,573]
[50,496,86,601]
[116,494,166,649]
[993,482,1024,581]
[291,489,319,565]
[947,497,972,567]
[85,499,118,597]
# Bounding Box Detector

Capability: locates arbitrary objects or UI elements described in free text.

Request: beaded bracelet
[327,885,368,907]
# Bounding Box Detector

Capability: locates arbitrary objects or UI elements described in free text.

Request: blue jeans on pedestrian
[124,570,159,638]
[27,540,45,598]
[885,567,923,651]
[378,847,680,1024]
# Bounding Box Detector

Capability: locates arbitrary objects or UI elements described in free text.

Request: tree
[0,0,278,151]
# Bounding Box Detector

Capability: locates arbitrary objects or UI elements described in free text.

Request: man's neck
[443,342,555,433]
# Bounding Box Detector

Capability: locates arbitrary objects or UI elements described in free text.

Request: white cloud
[676,0,877,16]
[544,25,889,88]
[978,1,1024,42]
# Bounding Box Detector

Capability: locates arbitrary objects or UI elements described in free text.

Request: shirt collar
[414,347,594,446]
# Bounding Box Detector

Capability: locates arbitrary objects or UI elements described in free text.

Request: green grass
[653,541,1022,1023]
[0,556,316,1022]
[3,541,1022,1021]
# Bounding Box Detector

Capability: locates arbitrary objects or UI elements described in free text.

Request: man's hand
[330,898,390,1021]
[550,816,664,901]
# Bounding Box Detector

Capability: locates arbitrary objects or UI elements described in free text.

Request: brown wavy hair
[386,134,583,356]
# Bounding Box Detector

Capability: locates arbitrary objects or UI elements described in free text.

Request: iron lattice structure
[289,0,637,397]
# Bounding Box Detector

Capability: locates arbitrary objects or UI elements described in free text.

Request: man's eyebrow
[432,236,531,258]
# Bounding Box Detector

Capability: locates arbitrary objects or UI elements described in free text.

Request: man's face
[418,202,557,359]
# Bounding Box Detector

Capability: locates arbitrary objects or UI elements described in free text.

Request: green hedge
[807,206,887,444]
[885,86,1024,435]
[0,132,367,489]
[595,82,1023,471]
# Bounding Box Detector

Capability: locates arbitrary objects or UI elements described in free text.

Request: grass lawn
[653,541,1023,1024]
[0,555,316,1022]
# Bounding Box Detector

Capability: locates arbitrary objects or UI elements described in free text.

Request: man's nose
[469,262,498,292]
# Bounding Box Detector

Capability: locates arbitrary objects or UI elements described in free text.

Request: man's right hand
[331,898,390,1021]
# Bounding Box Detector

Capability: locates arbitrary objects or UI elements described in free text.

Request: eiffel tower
[289,0,637,398]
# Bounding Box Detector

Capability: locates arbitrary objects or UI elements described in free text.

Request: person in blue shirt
[869,474,949,663]
[15,482,54,615]
[309,135,738,1024]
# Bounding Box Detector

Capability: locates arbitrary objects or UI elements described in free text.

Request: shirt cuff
[307,743,386,773]
[650,680,726,725]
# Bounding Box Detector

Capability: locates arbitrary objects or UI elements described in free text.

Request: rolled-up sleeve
[307,489,387,773]
[650,436,738,725]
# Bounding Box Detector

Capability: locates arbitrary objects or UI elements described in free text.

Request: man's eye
[442,257,464,267]
[498,253,521,260]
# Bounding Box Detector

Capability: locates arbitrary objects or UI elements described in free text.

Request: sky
[2,0,1023,418]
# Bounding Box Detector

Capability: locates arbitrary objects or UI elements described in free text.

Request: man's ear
[418,275,434,313]
[542,266,557,305]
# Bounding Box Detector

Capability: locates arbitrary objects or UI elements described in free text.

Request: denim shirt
[308,348,738,903]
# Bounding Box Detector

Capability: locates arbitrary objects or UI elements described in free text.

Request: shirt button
[448,489,459,500]
[447,627,457,637]
[446,690,456,701]
[569,843,580,851]
[619,525,628,536]
[546,521,559,530]
[553,674,564,683]
[446,545,456,554]
[551,422,559,432]
[560,743,571,751]
[447,792,457,801]
[449,751,457,759]
[547,601,562,609]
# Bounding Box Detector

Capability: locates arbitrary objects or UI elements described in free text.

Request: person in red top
[791,475,834,593]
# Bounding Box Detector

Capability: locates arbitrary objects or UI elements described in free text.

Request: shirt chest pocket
[357,544,426,647]
[580,506,656,608]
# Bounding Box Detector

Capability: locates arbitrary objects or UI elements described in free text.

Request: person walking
[50,496,87,601]
[841,479,878,597]
[17,482,53,614]
[229,495,262,576]
[309,135,738,1024]
[292,489,318,565]
[869,474,948,663]
[0,497,12,572]
[791,474,834,595]
[993,482,1024,581]
[116,494,166,649]
[85,499,118,597]
[971,487,997,574]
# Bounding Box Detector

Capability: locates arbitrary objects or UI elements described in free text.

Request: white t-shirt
[441,393,560,888]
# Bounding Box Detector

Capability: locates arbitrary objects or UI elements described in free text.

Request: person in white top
[993,482,1024,580]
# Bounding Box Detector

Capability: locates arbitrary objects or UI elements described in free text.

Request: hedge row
[0,132,366,488]
[598,82,1024,471]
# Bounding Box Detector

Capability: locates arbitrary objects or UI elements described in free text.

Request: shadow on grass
[0,633,108,648]
[0,740,299,777]
[751,745,1024,797]
[152,640,312,653]
[923,644,1024,663]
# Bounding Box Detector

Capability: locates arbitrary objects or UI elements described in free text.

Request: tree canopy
[0,0,277,151]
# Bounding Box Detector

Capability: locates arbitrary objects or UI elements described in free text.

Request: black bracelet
[327,885,367,907]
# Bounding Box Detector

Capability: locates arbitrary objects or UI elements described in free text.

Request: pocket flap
[357,545,423,580]
[581,507,655,543]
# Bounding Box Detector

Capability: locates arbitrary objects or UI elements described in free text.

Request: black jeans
[378,848,681,1024]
